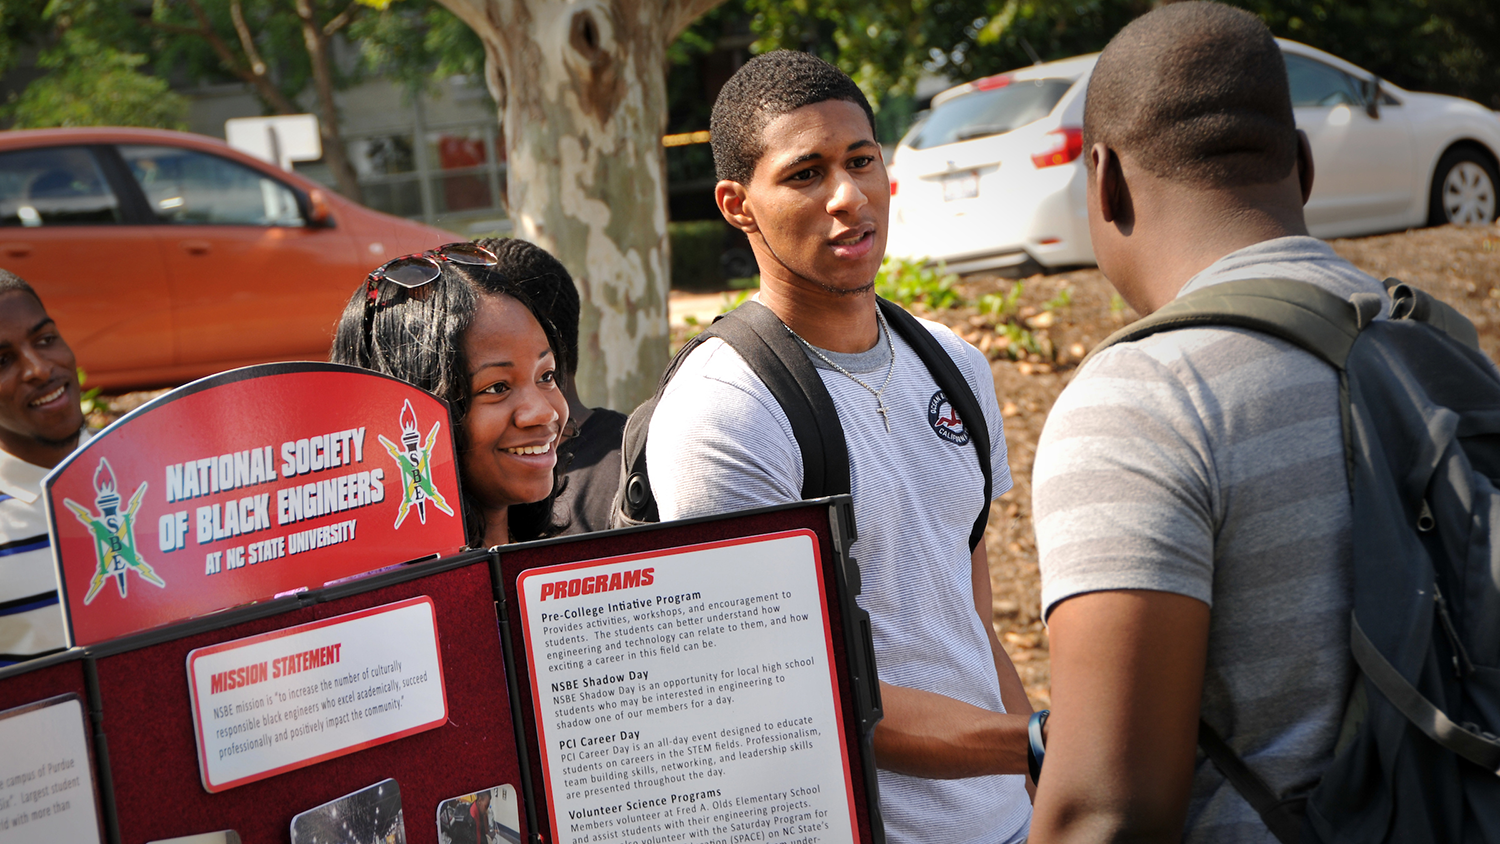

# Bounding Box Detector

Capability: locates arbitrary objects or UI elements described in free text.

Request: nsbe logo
[63,458,166,604]
[378,399,454,529]
[927,390,970,445]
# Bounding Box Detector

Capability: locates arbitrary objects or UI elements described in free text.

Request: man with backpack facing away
[625,51,1034,844]
[1031,3,1500,842]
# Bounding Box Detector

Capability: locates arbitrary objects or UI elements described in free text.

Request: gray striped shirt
[1034,237,1385,841]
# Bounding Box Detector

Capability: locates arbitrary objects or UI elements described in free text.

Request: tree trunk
[438,0,723,411]
[293,0,363,203]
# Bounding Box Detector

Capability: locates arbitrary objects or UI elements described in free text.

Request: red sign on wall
[45,363,467,647]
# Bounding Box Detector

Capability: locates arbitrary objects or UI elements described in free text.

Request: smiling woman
[329,242,570,547]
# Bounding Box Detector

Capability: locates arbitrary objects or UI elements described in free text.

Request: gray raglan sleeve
[644,340,804,520]
[1032,345,1218,618]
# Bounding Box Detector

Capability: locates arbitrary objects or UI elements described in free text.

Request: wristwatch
[1027,709,1050,783]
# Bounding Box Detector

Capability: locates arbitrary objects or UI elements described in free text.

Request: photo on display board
[436,784,520,844]
[0,694,104,844]
[290,778,405,844]
[147,832,242,844]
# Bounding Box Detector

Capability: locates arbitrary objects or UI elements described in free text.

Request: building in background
[184,73,509,238]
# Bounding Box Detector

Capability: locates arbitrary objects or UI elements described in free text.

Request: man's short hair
[710,50,876,184]
[1083,1,1297,186]
[0,269,37,302]
[474,237,580,379]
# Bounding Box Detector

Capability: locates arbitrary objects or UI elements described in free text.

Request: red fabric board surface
[498,503,877,844]
[0,652,88,713]
[0,654,107,844]
[93,559,525,844]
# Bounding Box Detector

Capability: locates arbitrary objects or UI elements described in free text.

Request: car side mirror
[306,189,334,227]
[1362,76,1382,119]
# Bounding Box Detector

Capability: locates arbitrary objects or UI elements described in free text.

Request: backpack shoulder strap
[1198,719,1307,844]
[1081,278,1363,371]
[1384,277,1482,352]
[879,298,992,553]
[614,301,850,526]
[616,328,717,523]
[707,300,851,501]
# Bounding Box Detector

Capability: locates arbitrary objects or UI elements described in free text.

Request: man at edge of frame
[0,269,89,667]
[1030,3,1389,841]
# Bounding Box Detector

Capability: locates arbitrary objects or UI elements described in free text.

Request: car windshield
[904,79,1073,150]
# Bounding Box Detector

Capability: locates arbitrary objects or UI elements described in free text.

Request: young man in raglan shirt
[645,51,1034,844]
[0,270,88,666]
[1029,4,1385,841]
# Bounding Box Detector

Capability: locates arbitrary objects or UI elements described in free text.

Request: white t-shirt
[647,310,1029,844]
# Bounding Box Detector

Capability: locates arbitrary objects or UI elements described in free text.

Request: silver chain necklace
[787,307,897,433]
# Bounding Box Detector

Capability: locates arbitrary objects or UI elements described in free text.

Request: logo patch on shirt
[927,390,970,445]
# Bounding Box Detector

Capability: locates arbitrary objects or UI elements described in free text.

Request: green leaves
[1232,0,1499,108]
[350,1,486,97]
[875,256,963,310]
[720,0,1498,130]
[6,29,188,129]
[76,369,107,420]
[742,0,1141,119]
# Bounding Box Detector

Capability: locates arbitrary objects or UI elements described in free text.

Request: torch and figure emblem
[62,458,166,604]
[378,399,454,529]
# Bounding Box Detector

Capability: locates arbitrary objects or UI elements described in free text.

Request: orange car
[0,127,456,390]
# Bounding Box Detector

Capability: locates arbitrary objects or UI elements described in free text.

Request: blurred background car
[885,39,1500,275]
[0,127,455,391]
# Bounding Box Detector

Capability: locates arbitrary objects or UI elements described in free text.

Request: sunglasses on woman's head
[364,242,499,308]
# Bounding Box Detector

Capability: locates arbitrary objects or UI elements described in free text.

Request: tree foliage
[350,0,486,97]
[7,29,189,129]
[742,0,1144,108]
[0,0,45,78]
[740,0,1500,115]
[1234,0,1500,109]
[141,0,374,199]
[0,0,187,130]
[3,0,484,198]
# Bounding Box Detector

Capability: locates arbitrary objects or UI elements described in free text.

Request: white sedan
[885,40,1500,274]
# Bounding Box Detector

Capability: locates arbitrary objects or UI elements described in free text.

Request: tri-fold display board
[0,364,883,844]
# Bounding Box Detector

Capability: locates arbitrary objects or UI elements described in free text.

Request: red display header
[46,364,467,646]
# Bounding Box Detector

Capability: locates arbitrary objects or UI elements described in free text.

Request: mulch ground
[922,223,1500,709]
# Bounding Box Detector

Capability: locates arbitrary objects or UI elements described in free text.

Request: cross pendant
[876,399,890,434]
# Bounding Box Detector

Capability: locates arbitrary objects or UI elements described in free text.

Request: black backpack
[1087,277,1500,843]
[613,298,993,552]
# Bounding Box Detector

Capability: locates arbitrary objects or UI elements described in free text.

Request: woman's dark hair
[474,237,579,379]
[330,255,568,545]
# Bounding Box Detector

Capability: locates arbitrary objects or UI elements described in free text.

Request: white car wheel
[1429,149,1498,226]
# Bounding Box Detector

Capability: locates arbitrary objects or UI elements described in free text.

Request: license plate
[943,171,979,201]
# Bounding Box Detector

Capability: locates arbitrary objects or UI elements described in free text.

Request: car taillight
[1031,127,1083,168]
[890,178,898,196]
